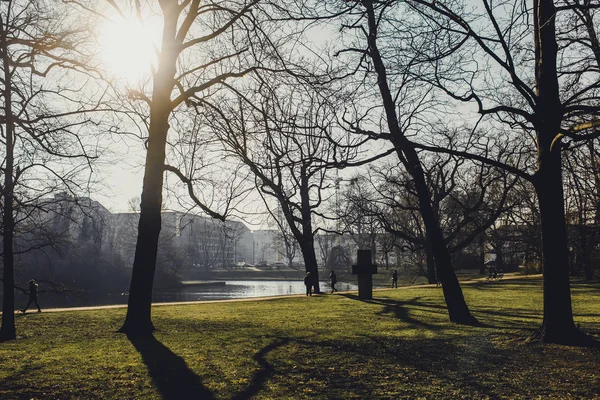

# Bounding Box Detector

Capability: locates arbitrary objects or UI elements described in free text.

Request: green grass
[2,278,600,399]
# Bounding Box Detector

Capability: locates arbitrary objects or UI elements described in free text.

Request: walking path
[10,273,543,314]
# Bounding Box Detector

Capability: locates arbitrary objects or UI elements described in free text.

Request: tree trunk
[406,146,475,324]
[300,238,321,293]
[589,142,600,281]
[0,23,16,341]
[575,223,585,277]
[119,8,178,336]
[425,239,436,283]
[363,0,475,324]
[495,242,505,272]
[530,0,592,345]
[583,224,594,280]
[299,166,320,293]
[118,106,170,336]
[478,233,486,275]
[532,153,583,344]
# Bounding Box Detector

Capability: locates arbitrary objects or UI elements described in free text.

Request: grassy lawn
[1,277,600,399]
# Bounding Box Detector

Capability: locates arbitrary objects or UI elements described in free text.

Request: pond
[153,280,359,303]
[15,280,359,309]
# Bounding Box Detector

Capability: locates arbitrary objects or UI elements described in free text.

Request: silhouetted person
[392,270,398,288]
[329,270,337,293]
[22,279,41,313]
[488,265,496,280]
[304,272,313,296]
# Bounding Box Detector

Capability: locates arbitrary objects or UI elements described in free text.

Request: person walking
[329,270,337,293]
[392,270,398,288]
[22,279,41,313]
[304,272,313,296]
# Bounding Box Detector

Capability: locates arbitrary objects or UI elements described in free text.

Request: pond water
[153,280,358,303]
[15,280,359,309]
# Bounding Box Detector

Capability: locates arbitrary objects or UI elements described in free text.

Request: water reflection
[16,280,359,309]
[152,280,358,302]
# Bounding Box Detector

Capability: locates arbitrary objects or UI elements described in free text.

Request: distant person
[392,270,398,288]
[304,272,313,296]
[329,270,337,293]
[488,265,496,280]
[22,279,41,313]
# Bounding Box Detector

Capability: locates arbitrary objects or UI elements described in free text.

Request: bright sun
[98,17,157,83]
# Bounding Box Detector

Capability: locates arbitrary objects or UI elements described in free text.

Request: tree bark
[0,19,16,341]
[118,104,171,336]
[404,144,475,323]
[495,242,505,272]
[425,239,436,283]
[119,4,178,336]
[530,0,591,345]
[300,167,320,293]
[532,152,583,344]
[299,238,320,293]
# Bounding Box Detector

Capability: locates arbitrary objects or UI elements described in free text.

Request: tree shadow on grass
[341,294,492,330]
[127,333,215,400]
[232,337,290,400]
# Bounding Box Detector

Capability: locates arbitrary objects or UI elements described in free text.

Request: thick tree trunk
[530,0,592,345]
[299,167,320,293]
[532,154,584,344]
[495,243,505,272]
[425,239,436,283]
[300,239,321,294]
[118,107,170,336]
[119,7,178,336]
[0,25,16,341]
[0,131,15,340]
[407,147,475,324]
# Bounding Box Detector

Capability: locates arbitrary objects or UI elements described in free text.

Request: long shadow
[232,338,290,400]
[127,333,215,400]
[341,293,457,331]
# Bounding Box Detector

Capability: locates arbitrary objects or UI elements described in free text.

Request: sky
[96,163,144,213]
[83,0,476,225]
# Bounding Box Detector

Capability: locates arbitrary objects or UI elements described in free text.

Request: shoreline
[3,273,539,314]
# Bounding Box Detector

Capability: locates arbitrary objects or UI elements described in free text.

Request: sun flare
[98,17,157,83]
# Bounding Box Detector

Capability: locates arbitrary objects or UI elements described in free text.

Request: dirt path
[11,273,543,314]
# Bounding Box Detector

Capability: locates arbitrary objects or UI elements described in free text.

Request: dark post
[352,250,378,300]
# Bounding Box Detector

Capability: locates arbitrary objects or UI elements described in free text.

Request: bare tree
[339,148,516,283]
[315,232,336,271]
[397,0,600,344]
[271,0,479,323]
[74,0,279,336]
[198,78,373,293]
[0,0,106,341]
[271,223,299,269]
[564,140,600,279]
